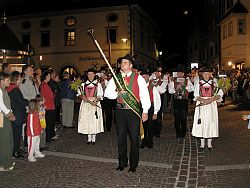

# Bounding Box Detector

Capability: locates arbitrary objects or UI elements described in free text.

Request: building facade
[188,0,246,70]
[219,0,250,70]
[6,5,160,75]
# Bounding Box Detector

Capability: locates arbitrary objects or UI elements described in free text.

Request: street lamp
[159,51,163,56]
[122,38,128,43]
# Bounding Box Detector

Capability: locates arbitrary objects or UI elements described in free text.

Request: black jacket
[7,84,29,125]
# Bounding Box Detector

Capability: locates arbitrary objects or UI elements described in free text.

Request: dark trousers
[101,98,116,131]
[116,108,140,169]
[11,122,22,154]
[173,99,188,138]
[55,105,61,123]
[142,104,154,147]
[155,94,164,137]
[45,109,56,142]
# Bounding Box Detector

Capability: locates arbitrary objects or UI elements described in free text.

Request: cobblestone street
[0,99,250,187]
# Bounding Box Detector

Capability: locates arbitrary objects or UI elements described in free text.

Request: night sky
[0,0,199,64]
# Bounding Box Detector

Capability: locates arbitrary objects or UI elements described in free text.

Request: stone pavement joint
[44,151,173,169]
[206,163,250,171]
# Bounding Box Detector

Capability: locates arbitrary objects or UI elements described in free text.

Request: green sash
[115,72,144,139]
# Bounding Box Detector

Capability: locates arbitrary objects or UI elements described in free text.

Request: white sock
[207,138,212,148]
[92,134,96,142]
[88,134,91,142]
[200,138,205,148]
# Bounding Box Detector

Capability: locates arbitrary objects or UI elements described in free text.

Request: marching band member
[140,69,161,149]
[104,54,151,173]
[149,66,168,138]
[168,65,194,139]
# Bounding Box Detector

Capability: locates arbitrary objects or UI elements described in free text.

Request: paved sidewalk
[0,100,250,187]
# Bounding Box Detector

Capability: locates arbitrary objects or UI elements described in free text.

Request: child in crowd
[36,95,47,151]
[242,114,250,129]
[27,99,45,162]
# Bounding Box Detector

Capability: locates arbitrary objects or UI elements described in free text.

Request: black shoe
[116,166,125,171]
[19,149,27,154]
[128,168,136,173]
[199,147,204,152]
[140,144,145,149]
[86,141,91,145]
[40,147,46,152]
[12,152,24,159]
[208,147,214,151]
[91,142,95,145]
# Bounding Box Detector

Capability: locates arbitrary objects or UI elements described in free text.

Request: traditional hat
[121,54,136,65]
[140,68,150,75]
[148,64,158,73]
[87,68,97,73]
[176,64,186,72]
[199,66,214,72]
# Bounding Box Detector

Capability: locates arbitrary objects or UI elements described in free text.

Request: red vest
[27,112,42,137]
[199,80,214,97]
[117,73,140,103]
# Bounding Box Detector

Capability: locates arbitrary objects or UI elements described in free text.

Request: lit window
[238,19,246,34]
[64,30,76,46]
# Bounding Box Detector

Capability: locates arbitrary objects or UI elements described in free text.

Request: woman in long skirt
[191,66,223,151]
[77,69,104,144]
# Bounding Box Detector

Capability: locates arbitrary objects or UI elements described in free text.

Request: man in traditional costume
[191,66,223,151]
[168,65,194,138]
[104,54,151,172]
[149,66,168,138]
[140,69,161,149]
[77,69,104,144]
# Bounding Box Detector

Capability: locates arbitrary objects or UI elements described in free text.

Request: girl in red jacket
[27,99,45,162]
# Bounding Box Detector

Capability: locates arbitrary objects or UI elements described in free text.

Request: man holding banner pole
[104,54,151,173]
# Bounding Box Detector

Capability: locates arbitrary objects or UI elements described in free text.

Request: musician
[168,65,194,138]
[77,68,104,144]
[149,66,168,138]
[104,54,151,173]
[140,69,161,149]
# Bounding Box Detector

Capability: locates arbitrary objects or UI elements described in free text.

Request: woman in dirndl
[77,69,104,144]
[191,66,223,151]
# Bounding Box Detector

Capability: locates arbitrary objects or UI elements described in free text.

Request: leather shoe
[128,168,136,173]
[86,141,91,145]
[12,152,24,159]
[199,147,204,152]
[91,142,95,145]
[208,147,214,151]
[116,166,125,171]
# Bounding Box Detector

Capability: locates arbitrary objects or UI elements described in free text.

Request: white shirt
[151,84,161,114]
[168,78,194,94]
[149,73,168,94]
[104,71,151,113]
[0,88,11,115]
